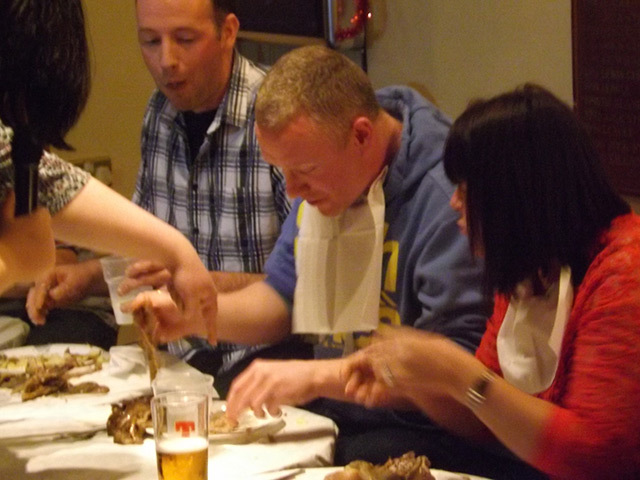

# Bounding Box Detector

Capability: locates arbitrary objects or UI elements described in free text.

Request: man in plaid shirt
[132,0,312,395]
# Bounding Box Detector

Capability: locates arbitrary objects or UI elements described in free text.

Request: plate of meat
[321,452,492,480]
[208,400,286,444]
[0,344,156,441]
[144,399,286,444]
[0,344,110,402]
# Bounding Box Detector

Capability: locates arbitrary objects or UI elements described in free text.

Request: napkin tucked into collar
[497,266,573,394]
[292,169,386,334]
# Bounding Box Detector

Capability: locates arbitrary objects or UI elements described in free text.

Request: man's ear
[352,116,373,148]
[221,13,239,48]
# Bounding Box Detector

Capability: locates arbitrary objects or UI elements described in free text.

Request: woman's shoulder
[594,213,640,268]
[577,213,640,319]
[606,212,640,242]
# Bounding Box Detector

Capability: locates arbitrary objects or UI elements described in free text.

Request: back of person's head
[444,83,630,294]
[255,45,379,142]
[0,0,90,150]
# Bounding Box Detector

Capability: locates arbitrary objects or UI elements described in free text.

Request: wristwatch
[466,368,497,410]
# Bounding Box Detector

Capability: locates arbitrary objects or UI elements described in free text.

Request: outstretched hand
[122,257,218,345]
[123,287,213,345]
[118,259,171,294]
[341,326,471,409]
[225,358,332,422]
[26,261,101,325]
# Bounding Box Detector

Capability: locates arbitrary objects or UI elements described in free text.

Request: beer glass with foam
[151,392,209,480]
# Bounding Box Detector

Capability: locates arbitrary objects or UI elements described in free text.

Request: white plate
[209,400,286,444]
[146,400,286,444]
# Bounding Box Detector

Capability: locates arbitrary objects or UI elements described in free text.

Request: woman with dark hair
[0,0,90,151]
[341,84,640,479]
[0,0,92,292]
[0,0,217,339]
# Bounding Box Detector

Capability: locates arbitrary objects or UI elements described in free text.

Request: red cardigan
[476,213,640,480]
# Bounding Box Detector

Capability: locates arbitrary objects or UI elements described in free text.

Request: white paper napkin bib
[497,266,573,394]
[292,169,386,334]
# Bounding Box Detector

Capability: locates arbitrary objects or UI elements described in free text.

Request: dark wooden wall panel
[572,0,640,195]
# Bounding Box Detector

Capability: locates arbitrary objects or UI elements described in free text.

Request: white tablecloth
[0,405,336,480]
[0,345,337,480]
[0,344,486,480]
[0,344,189,440]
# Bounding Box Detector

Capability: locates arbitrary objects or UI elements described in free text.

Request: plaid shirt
[133,52,290,365]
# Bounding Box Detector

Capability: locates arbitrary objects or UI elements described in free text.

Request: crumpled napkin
[0,316,29,350]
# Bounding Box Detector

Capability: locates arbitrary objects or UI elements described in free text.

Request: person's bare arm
[0,192,55,294]
[209,271,265,293]
[126,279,289,348]
[51,178,197,268]
[51,178,218,343]
[342,328,553,462]
[216,281,290,345]
[120,263,265,295]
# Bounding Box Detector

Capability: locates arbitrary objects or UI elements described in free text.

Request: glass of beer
[151,392,209,480]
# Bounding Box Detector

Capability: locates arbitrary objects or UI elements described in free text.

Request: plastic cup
[99,255,151,325]
[152,370,215,409]
[151,392,209,480]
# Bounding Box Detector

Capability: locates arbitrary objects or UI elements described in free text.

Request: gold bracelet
[465,368,497,410]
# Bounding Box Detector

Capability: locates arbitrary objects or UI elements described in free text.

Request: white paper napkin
[293,169,386,334]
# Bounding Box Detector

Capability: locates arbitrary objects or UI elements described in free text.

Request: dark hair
[0,0,90,150]
[444,83,630,295]
[211,0,236,28]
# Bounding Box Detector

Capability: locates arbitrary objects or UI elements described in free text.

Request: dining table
[0,343,491,480]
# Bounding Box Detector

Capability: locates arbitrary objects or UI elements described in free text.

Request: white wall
[366,0,573,119]
[60,0,155,197]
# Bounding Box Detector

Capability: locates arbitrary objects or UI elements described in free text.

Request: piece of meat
[210,410,239,434]
[0,372,27,390]
[64,381,110,395]
[107,395,153,445]
[133,306,160,382]
[20,366,70,401]
[16,363,110,401]
[324,452,435,480]
[382,452,435,480]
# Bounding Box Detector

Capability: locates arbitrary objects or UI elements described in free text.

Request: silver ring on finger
[381,362,396,388]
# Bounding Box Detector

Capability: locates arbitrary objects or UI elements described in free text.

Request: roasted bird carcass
[19,357,109,401]
[325,452,436,480]
[107,395,153,444]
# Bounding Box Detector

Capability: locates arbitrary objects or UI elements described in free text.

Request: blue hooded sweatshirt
[265,86,489,355]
